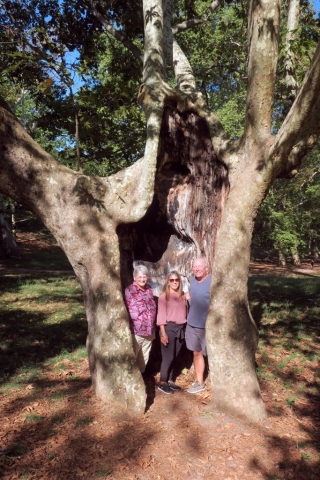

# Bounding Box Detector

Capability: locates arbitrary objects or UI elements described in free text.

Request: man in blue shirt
[186,258,212,394]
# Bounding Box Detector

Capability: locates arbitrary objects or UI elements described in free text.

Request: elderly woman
[125,265,156,374]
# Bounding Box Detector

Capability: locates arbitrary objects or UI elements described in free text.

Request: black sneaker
[158,383,174,395]
[168,380,181,391]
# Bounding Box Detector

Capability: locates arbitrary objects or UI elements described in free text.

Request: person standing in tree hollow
[157,271,188,395]
[125,265,156,375]
[186,258,211,394]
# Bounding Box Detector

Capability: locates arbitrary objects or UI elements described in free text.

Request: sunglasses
[169,279,180,283]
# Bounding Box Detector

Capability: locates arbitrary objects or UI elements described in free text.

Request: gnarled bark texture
[119,99,267,420]
[119,101,229,293]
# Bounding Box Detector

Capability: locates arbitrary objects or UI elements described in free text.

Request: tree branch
[120,0,165,222]
[245,0,280,140]
[284,0,300,101]
[172,0,223,35]
[163,0,196,93]
[88,0,143,62]
[142,0,165,85]
[270,40,320,178]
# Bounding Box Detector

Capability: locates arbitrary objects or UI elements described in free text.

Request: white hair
[133,265,149,277]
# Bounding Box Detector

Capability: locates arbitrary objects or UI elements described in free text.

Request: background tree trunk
[311,239,319,260]
[278,250,286,266]
[0,195,19,258]
[291,248,301,266]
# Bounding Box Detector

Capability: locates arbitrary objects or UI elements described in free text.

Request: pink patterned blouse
[124,282,156,336]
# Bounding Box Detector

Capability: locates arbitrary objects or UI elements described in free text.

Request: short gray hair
[133,265,149,277]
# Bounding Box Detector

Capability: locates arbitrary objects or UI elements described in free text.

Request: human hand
[160,334,168,346]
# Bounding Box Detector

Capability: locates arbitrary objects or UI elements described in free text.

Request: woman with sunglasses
[157,271,188,395]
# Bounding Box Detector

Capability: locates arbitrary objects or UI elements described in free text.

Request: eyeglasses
[169,279,180,283]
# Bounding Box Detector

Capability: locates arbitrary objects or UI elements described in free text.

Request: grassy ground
[0,235,319,478]
[249,275,320,401]
[0,275,86,386]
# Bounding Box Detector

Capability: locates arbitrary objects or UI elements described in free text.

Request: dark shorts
[185,324,207,356]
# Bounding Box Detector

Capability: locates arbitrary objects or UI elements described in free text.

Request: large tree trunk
[0,97,152,414]
[206,163,268,420]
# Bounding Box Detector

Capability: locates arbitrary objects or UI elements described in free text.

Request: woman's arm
[157,294,169,346]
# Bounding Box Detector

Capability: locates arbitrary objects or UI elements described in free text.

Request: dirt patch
[250,261,320,278]
[1,365,319,479]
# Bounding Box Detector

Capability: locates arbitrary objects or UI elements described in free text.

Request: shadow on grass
[0,274,87,382]
[249,275,320,479]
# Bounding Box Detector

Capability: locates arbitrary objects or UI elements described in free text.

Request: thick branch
[143,0,165,83]
[284,0,300,101]
[277,105,320,179]
[117,0,166,222]
[163,0,196,93]
[0,97,147,225]
[245,0,280,139]
[163,0,174,71]
[270,40,320,177]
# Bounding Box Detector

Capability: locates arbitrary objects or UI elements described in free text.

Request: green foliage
[301,452,312,460]
[0,0,146,174]
[253,145,320,261]
[177,3,248,137]
[1,0,320,239]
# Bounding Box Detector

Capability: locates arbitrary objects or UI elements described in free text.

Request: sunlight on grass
[250,275,320,424]
[0,275,87,391]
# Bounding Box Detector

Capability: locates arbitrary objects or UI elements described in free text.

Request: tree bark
[0,195,19,258]
[284,0,300,101]
[0,97,156,414]
[278,249,286,266]
[291,248,301,266]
